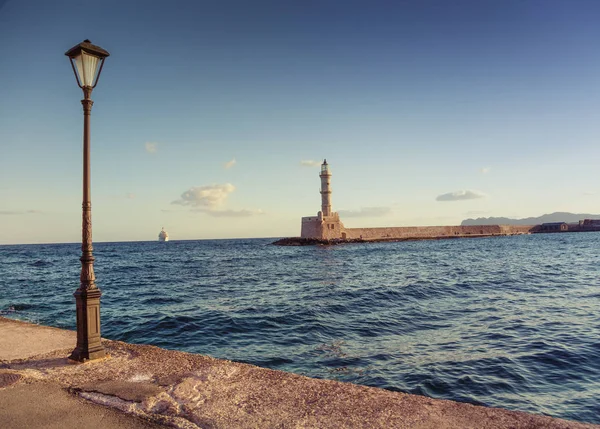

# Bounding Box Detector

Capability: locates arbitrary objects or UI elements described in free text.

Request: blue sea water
[1,233,599,424]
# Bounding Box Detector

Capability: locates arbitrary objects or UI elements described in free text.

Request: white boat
[158,227,169,242]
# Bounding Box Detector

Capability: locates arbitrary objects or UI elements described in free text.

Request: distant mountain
[461,212,600,226]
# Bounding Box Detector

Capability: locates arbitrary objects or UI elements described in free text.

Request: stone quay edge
[0,317,597,429]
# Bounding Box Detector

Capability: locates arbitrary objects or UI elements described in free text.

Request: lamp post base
[69,346,107,362]
[69,288,106,362]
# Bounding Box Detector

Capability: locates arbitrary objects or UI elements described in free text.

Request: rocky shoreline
[272,237,366,246]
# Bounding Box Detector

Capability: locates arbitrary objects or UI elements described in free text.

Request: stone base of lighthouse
[301,211,346,240]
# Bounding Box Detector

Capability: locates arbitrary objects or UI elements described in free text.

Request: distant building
[540,222,569,232]
[578,219,600,231]
[581,219,600,227]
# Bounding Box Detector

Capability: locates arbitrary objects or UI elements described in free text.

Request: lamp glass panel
[74,52,100,87]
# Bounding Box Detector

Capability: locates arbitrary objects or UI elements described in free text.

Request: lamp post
[65,40,110,362]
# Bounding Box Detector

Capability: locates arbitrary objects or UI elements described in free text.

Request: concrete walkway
[0,318,164,429]
[1,317,598,429]
[0,318,75,360]
[0,383,164,429]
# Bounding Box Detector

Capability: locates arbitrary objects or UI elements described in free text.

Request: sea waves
[1,234,599,424]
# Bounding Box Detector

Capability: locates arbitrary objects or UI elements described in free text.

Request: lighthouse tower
[300,159,345,239]
[320,159,332,216]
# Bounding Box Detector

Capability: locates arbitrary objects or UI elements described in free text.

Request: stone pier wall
[301,216,321,238]
[342,224,536,240]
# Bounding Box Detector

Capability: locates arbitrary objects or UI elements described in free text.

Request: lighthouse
[320,159,332,216]
[300,159,345,239]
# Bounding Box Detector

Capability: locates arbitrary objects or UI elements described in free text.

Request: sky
[1,0,599,244]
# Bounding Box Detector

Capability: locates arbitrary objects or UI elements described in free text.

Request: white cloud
[172,184,264,217]
[338,207,392,218]
[198,208,265,217]
[436,190,487,202]
[583,191,596,196]
[145,142,158,153]
[480,167,491,174]
[224,158,237,169]
[0,210,42,215]
[126,193,135,199]
[172,184,235,208]
[300,160,321,167]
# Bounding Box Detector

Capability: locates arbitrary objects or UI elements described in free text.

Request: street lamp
[65,40,110,362]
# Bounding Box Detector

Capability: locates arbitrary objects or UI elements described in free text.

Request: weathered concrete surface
[0,382,165,429]
[0,317,75,360]
[1,317,598,429]
[78,380,165,403]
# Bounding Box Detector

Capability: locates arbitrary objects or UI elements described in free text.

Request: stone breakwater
[342,224,536,240]
[273,225,535,246]
[1,318,598,429]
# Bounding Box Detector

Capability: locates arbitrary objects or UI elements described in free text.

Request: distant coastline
[462,211,600,226]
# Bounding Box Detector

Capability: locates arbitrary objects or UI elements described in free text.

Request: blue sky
[1,0,599,244]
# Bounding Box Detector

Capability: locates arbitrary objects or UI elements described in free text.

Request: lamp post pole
[65,40,110,362]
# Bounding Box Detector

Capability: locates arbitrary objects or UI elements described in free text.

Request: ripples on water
[1,234,599,424]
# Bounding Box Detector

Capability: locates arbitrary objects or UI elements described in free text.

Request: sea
[1,233,599,424]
